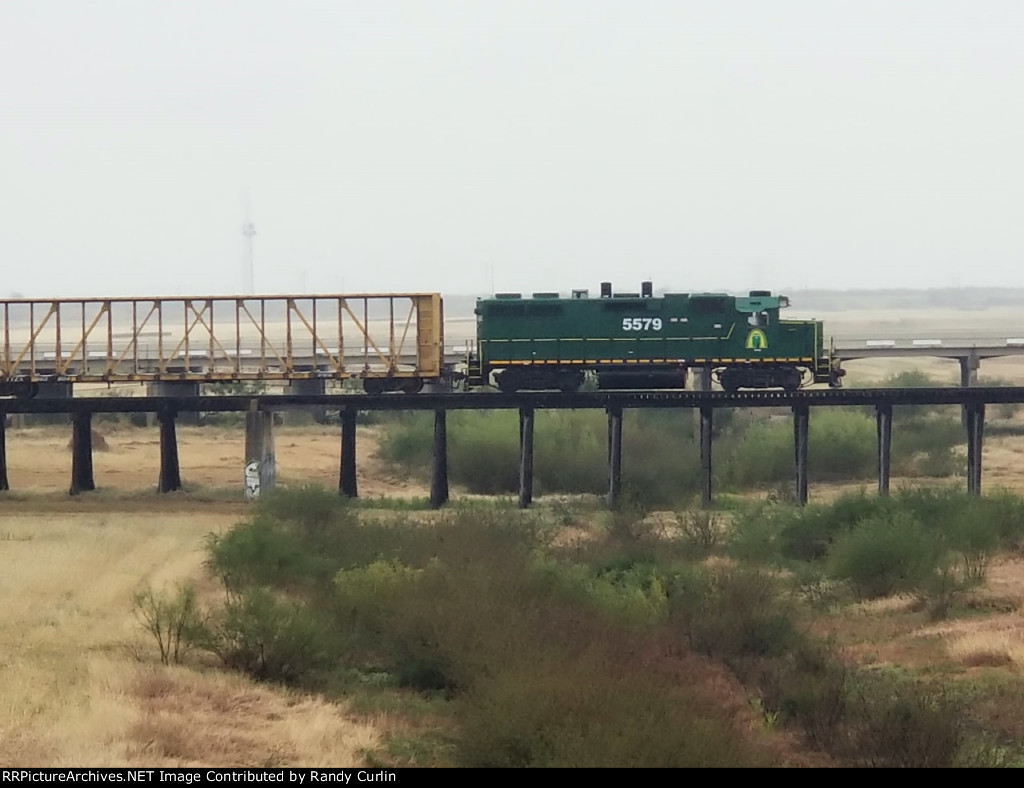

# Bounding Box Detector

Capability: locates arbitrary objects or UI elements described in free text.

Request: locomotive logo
[745,329,768,350]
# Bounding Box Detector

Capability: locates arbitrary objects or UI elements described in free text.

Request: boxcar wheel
[363,378,387,396]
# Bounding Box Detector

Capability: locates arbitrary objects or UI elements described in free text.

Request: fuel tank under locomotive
[596,369,688,390]
[717,365,803,392]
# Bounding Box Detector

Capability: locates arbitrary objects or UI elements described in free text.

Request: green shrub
[255,484,353,539]
[375,412,435,470]
[542,556,669,627]
[717,420,794,488]
[333,559,426,635]
[667,565,801,660]
[887,490,1002,603]
[205,486,402,592]
[198,588,341,684]
[327,511,546,692]
[755,639,848,748]
[205,514,326,592]
[892,414,963,477]
[378,409,701,503]
[448,411,522,494]
[720,410,877,488]
[976,490,1024,547]
[805,409,877,481]
[778,492,890,561]
[847,675,965,768]
[379,401,964,502]
[826,512,938,599]
[675,510,722,557]
[534,411,608,495]
[725,505,787,563]
[872,370,946,420]
[456,652,769,767]
[979,377,1022,419]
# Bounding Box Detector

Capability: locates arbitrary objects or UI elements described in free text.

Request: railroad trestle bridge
[0,387,1012,507]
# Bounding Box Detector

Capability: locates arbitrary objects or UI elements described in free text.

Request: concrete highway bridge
[831,338,1024,385]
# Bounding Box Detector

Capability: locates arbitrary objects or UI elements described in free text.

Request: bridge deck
[0,387,1020,414]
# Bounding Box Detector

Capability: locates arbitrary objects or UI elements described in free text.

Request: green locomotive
[467,282,843,392]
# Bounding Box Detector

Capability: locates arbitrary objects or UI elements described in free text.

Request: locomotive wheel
[495,368,524,393]
[780,367,802,392]
[399,377,424,394]
[718,370,740,393]
[558,371,584,393]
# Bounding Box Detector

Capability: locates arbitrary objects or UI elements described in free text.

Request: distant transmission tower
[241,191,256,294]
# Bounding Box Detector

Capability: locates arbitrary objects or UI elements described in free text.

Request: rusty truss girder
[0,293,444,384]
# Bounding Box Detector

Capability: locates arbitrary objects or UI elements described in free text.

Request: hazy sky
[2,1,1022,299]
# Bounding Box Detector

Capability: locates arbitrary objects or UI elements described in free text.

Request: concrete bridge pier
[700,405,713,509]
[69,412,96,495]
[959,351,981,387]
[960,352,981,429]
[876,405,892,496]
[244,407,276,501]
[0,416,8,491]
[793,406,809,506]
[148,382,201,425]
[430,409,449,509]
[691,367,712,391]
[965,402,985,496]
[519,407,535,509]
[691,367,712,435]
[607,406,623,508]
[339,408,358,498]
[157,410,182,493]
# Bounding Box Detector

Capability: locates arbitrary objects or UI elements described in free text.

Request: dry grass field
[0,509,380,767]
[0,424,407,766]
[4,306,1024,766]
[1,420,414,499]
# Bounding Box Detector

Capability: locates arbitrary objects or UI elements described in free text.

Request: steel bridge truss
[0,294,444,384]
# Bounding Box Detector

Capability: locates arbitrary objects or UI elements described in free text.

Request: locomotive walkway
[0,386,1010,510]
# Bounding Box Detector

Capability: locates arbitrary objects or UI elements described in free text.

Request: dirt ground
[2,420,413,499]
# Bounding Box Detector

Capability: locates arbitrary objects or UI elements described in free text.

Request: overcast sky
[2,1,1022,299]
